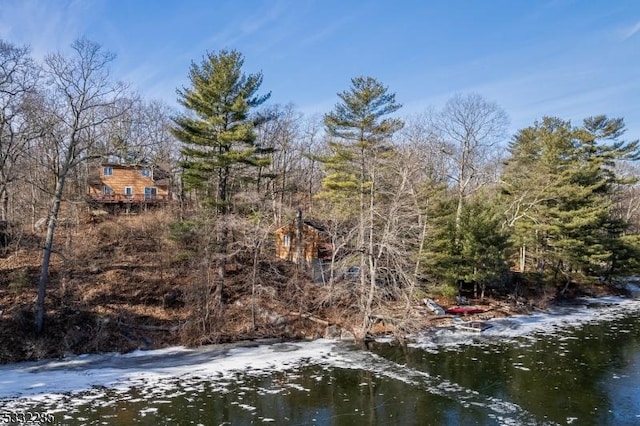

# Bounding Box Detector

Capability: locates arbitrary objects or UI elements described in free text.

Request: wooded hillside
[1,38,639,358]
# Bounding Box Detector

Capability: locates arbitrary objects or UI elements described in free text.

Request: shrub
[8,268,31,291]
[433,282,458,300]
[168,220,201,247]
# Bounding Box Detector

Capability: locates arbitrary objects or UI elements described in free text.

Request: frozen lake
[2,296,640,425]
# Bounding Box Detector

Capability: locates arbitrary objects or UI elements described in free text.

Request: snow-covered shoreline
[412,295,640,350]
[0,339,337,403]
[2,294,640,407]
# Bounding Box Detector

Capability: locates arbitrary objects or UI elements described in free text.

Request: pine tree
[171,49,270,212]
[318,76,403,340]
[420,195,509,298]
[458,200,511,297]
[502,116,639,289]
[170,50,270,331]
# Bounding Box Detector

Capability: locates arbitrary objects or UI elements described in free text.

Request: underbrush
[0,208,580,364]
[0,209,347,363]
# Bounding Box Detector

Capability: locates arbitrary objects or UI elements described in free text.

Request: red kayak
[445,307,485,315]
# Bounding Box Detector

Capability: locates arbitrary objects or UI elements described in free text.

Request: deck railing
[90,194,169,203]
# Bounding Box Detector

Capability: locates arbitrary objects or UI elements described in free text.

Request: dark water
[372,315,640,425]
[3,302,640,425]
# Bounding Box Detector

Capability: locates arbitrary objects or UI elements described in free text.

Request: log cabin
[275,219,332,264]
[275,216,332,282]
[87,162,170,207]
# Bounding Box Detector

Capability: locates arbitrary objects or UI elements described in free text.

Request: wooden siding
[275,222,332,264]
[88,164,169,203]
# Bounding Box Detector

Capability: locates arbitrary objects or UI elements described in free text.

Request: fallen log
[287,311,330,326]
[118,322,179,332]
[369,314,398,324]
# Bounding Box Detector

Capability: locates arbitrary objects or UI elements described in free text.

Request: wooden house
[275,219,332,264]
[87,162,170,207]
[275,217,332,279]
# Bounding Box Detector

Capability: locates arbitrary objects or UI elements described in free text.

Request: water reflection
[372,315,640,425]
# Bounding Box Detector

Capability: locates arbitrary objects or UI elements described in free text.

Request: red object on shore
[445,307,485,315]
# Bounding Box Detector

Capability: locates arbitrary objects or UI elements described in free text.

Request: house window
[283,234,291,247]
[141,168,151,177]
[124,186,133,198]
[103,186,112,195]
[144,187,157,199]
[103,166,113,176]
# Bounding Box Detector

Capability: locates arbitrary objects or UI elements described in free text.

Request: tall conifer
[171,50,270,325]
[319,76,403,339]
[171,49,270,212]
[502,116,639,287]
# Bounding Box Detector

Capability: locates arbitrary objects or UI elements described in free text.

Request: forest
[1,38,640,359]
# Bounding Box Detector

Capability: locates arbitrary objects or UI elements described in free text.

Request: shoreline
[2,293,640,403]
[3,289,636,369]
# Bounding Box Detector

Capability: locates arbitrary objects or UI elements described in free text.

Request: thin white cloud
[622,20,640,41]
[196,1,289,54]
[239,1,287,35]
[298,15,352,47]
[0,0,101,58]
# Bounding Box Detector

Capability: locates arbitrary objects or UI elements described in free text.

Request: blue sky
[1,0,639,139]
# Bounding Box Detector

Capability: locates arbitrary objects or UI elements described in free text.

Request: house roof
[101,162,152,168]
[303,220,327,232]
[276,219,327,233]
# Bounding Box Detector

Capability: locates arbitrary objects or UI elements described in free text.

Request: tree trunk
[363,253,377,338]
[30,178,37,232]
[35,175,66,334]
[295,208,304,270]
[307,159,315,211]
[251,240,259,332]
[214,163,230,312]
[215,257,224,311]
[359,147,367,293]
[328,235,338,303]
[361,165,377,339]
[454,188,464,248]
[414,216,428,276]
[0,184,8,222]
[215,217,227,313]
[280,156,287,213]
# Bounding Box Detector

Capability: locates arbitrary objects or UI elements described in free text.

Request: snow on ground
[411,295,640,351]
[0,340,335,402]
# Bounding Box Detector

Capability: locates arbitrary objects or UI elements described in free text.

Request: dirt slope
[0,211,341,363]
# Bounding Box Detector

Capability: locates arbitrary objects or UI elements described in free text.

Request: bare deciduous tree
[102,98,178,165]
[0,40,39,222]
[35,38,131,333]
[430,93,508,244]
[256,104,303,225]
[254,106,326,225]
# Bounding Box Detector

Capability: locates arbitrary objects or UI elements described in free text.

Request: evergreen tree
[171,49,270,212]
[419,194,458,284]
[319,76,403,340]
[321,76,403,208]
[420,195,510,298]
[320,76,403,260]
[502,116,639,289]
[171,50,270,332]
[457,200,511,297]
